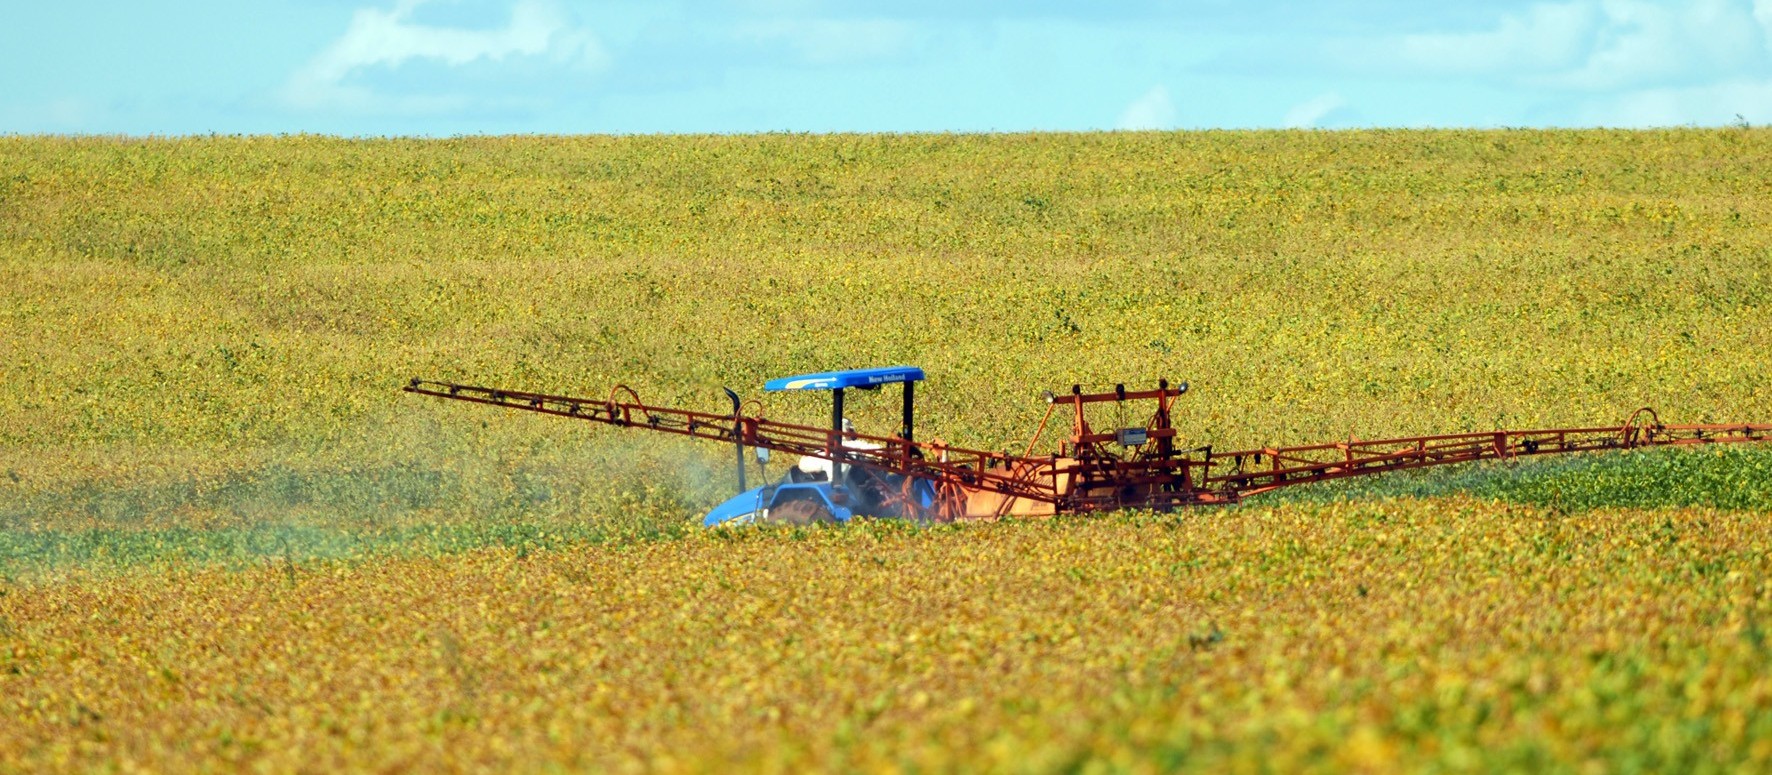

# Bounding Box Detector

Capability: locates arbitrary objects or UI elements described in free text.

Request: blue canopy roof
[764,366,925,392]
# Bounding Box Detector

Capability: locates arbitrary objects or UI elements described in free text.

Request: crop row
[3,501,1769,772]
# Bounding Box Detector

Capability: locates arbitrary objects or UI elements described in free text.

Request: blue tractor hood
[704,486,766,527]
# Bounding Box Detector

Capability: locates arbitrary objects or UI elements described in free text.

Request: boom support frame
[404,378,1771,521]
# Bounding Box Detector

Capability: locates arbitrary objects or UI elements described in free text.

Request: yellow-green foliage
[3,131,1772,771]
[3,504,1770,772]
[2,131,1769,491]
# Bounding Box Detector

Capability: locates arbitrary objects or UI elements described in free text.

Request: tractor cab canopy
[762,366,924,451]
[763,366,925,392]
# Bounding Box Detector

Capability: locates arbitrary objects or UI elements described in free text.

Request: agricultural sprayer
[404,366,1772,526]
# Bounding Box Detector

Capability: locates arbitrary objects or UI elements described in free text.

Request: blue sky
[4,0,1771,135]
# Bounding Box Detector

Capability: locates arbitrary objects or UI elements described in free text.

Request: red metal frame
[404,378,1771,520]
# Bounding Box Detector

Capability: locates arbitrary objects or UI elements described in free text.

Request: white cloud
[1575,78,1772,125]
[1344,0,1770,92]
[1387,3,1597,75]
[284,0,607,114]
[1284,92,1347,128]
[735,19,916,65]
[1315,0,1772,126]
[2,98,102,132]
[1544,0,1767,91]
[1117,86,1176,130]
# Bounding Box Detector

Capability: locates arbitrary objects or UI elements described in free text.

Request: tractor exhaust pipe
[723,387,746,494]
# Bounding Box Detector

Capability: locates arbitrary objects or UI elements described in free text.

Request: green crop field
[2,130,1771,771]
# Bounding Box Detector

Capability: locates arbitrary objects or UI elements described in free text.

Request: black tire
[765,495,835,526]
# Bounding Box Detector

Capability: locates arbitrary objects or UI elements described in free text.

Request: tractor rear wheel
[765,497,835,526]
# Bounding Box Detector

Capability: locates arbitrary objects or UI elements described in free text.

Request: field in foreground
[5,502,1770,772]
[3,130,1772,771]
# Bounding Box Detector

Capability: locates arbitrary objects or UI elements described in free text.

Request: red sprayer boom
[404,373,1771,523]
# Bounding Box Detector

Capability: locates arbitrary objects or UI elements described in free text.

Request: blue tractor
[701,366,938,527]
